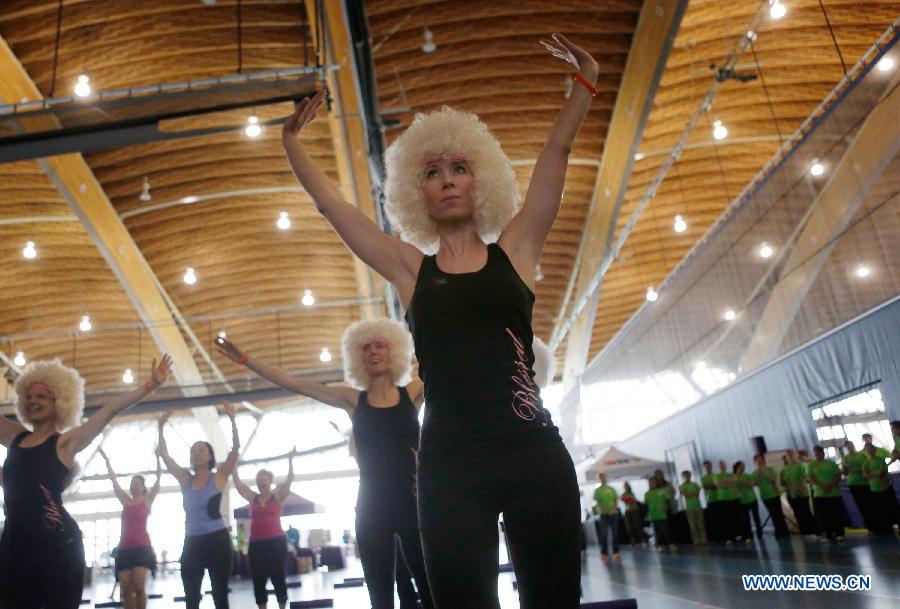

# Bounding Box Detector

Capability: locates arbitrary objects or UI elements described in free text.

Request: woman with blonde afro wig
[280,32,599,609]
[217,318,433,609]
[1,355,171,609]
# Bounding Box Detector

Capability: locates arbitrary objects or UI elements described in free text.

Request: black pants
[417,440,581,609]
[867,488,899,534]
[740,501,763,539]
[0,524,84,609]
[357,499,433,609]
[813,497,846,539]
[704,503,720,543]
[181,529,233,609]
[848,485,872,530]
[594,513,620,556]
[651,520,671,547]
[718,499,741,541]
[789,496,818,535]
[762,497,789,538]
[248,537,288,605]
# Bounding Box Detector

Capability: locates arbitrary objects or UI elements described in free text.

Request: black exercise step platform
[342,577,365,584]
[334,580,364,588]
[580,601,637,609]
[149,594,163,599]
[289,600,334,608]
[287,581,303,588]
[498,563,514,573]
[94,602,122,608]
[204,589,232,595]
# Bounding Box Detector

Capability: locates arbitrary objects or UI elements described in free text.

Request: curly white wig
[13,359,85,431]
[384,106,520,253]
[341,318,414,390]
[532,337,556,389]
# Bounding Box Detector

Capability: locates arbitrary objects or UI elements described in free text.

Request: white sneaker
[818,536,829,543]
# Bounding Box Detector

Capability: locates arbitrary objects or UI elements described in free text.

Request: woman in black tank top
[0,356,171,609]
[281,33,598,609]
[217,319,433,609]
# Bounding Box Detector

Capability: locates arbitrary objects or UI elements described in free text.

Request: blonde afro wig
[341,318,414,390]
[13,358,85,431]
[384,106,520,253]
[532,337,557,389]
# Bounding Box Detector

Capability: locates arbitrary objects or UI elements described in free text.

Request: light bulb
[301,289,315,307]
[74,74,91,97]
[534,264,544,282]
[673,214,687,233]
[646,287,658,302]
[877,57,894,72]
[319,347,332,362]
[633,152,645,161]
[810,162,824,176]
[422,27,436,53]
[276,211,291,230]
[245,116,262,138]
[855,265,870,278]
[218,330,227,339]
[182,196,199,204]
[712,120,728,140]
[79,315,92,332]
[746,30,758,42]
[22,240,37,259]
[724,309,736,321]
[122,369,134,384]
[769,0,786,20]
[13,352,25,367]
[139,176,151,202]
[183,267,197,285]
[759,242,773,258]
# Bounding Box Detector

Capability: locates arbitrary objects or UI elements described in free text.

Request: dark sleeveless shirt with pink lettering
[405,243,560,462]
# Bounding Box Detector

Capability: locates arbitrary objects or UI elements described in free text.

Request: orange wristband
[574,74,598,97]
[238,352,248,366]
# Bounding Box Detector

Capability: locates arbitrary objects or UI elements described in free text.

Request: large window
[810,386,897,471]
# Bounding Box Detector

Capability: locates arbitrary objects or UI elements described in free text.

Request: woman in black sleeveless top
[0,356,171,609]
[217,319,433,609]
[281,33,597,609]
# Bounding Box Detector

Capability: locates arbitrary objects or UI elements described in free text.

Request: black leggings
[417,440,581,609]
[248,537,288,605]
[0,525,85,609]
[181,529,233,609]
[356,500,433,609]
[740,501,762,539]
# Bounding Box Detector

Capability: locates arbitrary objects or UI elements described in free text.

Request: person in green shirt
[841,440,873,531]
[807,446,847,541]
[715,460,741,543]
[620,482,646,546]
[735,461,762,542]
[782,449,818,537]
[680,471,707,545]
[862,442,900,534]
[754,453,788,538]
[890,420,900,466]
[645,477,675,552]
[592,473,620,560]
[862,433,891,460]
[700,460,720,543]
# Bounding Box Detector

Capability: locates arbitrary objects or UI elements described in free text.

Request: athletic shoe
[818,536,829,543]
[744,538,753,544]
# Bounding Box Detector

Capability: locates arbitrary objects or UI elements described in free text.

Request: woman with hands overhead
[0,355,171,609]
[99,447,162,609]
[232,448,296,609]
[157,402,240,609]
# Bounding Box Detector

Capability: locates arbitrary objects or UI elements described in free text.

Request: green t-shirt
[756,466,780,500]
[863,455,891,493]
[593,484,619,515]
[679,481,702,511]
[701,473,719,503]
[716,472,740,501]
[781,462,809,498]
[842,452,867,486]
[807,459,842,498]
[645,488,669,521]
[865,445,890,460]
[739,473,757,504]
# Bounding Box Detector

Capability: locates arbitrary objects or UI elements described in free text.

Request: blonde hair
[341,319,414,389]
[384,106,520,253]
[532,337,556,389]
[13,359,85,431]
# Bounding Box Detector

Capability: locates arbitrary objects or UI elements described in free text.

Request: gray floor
[82,534,900,608]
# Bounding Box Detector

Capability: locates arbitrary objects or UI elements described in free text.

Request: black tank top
[1,432,78,540]
[352,386,419,503]
[405,243,558,461]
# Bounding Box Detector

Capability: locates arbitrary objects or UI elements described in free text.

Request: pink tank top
[120,501,151,549]
[249,495,284,541]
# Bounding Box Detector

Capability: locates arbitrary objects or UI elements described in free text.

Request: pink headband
[27,382,52,393]
[422,153,471,166]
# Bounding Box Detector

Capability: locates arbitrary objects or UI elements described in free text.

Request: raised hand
[223,400,237,419]
[282,90,326,140]
[215,337,243,363]
[158,410,173,427]
[150,354,173,386]
[540,33,599,80]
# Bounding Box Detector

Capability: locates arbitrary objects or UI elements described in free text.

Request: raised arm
[500,33,600,278]
[156,411,190,487]
[217,337,358,412]
[275,447,297,503]
[58,356,172,465]
[148,455,162,506]
[214,402,240,489]
[281,92,422,297]
[406,378,425,411]
[231,469,257,503]
[0,414,27,448]
[99,447,130,505]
